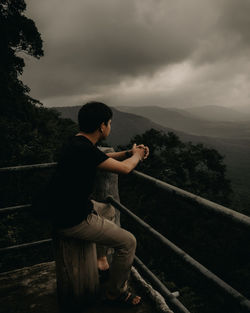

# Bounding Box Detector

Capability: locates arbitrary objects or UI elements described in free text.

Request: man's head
[78,101,113,134]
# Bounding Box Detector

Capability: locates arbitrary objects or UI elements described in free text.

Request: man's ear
[99,122,105,133]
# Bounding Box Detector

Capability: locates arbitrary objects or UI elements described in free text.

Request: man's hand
[98,144,149,174]
[137,144,149,160]
[131,144,149,161]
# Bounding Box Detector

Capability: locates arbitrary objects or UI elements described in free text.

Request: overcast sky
[22,0,250,112]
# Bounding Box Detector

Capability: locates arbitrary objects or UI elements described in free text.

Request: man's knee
[107,204,116,220]
[124,231,137,251]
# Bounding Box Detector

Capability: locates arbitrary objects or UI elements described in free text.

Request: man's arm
[98,144,146,174]
[106,150,132,161]
[106,145,149,161]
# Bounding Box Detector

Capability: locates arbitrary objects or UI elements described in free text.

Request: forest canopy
[0,0,77,167]
[119,129,232,206]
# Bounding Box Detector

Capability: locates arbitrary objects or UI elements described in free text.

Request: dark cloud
[192,0,250,64]
[22,0,250,111]
[218,0,250,44]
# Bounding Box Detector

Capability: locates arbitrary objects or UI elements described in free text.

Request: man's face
[102,119,112,139]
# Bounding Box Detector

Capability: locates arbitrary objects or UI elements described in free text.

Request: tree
[0,0,79,272]
[118,130,248,313]
[0,0,78,167]
[0,0,43,117]
[120,128,232,205]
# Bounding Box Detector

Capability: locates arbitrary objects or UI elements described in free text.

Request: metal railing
[1,162,249,229]
[134,255,190,313]
[1,162,250,313]
[132,170,250,229]
[107,196,250,312]
[0,239,52,253]
[0,162,57,173]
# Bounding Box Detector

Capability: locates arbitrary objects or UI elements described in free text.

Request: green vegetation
[0,0,77,168]
[119,128,232,205]
[118,130,249,313]
[0,0,77,271]
[117,105,250,216]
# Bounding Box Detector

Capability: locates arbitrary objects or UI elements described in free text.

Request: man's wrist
[125,150,132,158]
[134,152,142,162]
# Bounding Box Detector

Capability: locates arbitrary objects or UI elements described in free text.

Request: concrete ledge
[0,262,174,313]
[0,262,57,313]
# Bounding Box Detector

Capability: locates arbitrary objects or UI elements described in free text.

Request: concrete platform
[0,262,174,313]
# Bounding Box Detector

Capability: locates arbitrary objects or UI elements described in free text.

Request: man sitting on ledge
[50,101,149,306]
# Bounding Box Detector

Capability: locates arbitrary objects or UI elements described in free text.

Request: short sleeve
[69,136,109,168]
[90,145,109,166]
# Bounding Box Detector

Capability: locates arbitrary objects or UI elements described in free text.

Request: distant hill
[183,105,250,122]
[54,105,174,146]
[55,105,233,146]
[54,105,250,213]
[116,105,250,140]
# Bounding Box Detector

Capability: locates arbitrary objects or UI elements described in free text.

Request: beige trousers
[57,200,136,297]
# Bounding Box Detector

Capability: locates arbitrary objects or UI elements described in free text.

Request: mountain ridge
[183,105,250,122]
[116,105,250,139]
[117,105,250,122]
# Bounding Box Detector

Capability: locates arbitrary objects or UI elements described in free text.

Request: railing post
[53,234,98,311]
[53,147,120,312]
[93,147,120,226]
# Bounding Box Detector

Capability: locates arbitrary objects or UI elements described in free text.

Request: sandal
[104,289,142,307]
[98,268,110,283]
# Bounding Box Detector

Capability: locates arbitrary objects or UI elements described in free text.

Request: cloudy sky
[22,0,250,112]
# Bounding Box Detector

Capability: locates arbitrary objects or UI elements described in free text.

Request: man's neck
[76,131,100,145]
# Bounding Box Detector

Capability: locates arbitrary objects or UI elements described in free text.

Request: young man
[51,101,149,306]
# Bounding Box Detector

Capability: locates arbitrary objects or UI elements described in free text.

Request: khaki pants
[57,200,136,297]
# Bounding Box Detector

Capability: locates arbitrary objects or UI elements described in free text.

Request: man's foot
[97,256,109,271]
[97,256,110,283]
[122,291,141,305]
[98,268,110,283]
[105,290,141,307]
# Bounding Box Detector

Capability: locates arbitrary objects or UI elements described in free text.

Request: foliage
[0,109,77,167]
[118,129,250,313]
[0,0,78,271]
[119,128,232,205]
[0,0,78,167]
[0,0,43,116]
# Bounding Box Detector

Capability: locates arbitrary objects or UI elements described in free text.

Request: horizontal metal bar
[132,170,250,229]
[2,162,249,228]
[0,239,52,254]
[0,204,31,215]
[134,256,191,313]
[0,162,57,173]
[107,196,250,312]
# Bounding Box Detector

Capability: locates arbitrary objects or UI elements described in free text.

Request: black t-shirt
[48,135,108,228]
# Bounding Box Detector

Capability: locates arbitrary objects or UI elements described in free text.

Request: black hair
[78,101,113,133]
